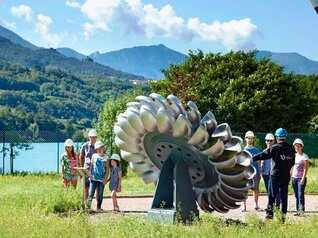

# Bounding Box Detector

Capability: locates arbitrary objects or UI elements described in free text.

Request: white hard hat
[265,133,275,140]
[88,129,97,137]
[94,141,104,149]
[64,138,74,147]
[293,138,304,147]
[245,131,255,138]
[111,154,121,161]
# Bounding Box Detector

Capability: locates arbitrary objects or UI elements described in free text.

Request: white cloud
[11,5,33,22]
[76,0,259,50]
[66,0,81,9]
[35,14,63,48]
[80,0,120,38]
[187,18,258,51]
[11,4,65,48]
[1,20,17,30]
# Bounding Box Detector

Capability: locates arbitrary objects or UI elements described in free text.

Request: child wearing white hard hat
[61,139,79,189]
[108,153,122,212]
[88,140,110,210]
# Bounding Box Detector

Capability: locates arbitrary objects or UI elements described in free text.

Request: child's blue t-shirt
[244,146,260,174]
[91,153,109,182]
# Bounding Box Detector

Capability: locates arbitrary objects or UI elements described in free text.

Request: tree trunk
[10,143,14,174]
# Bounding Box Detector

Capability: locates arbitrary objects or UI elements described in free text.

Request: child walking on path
[88,141,110,210]
[61,139,79,189]
[108,154,122,212]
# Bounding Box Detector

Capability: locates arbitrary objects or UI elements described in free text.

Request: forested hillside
[0,60,140,136]
[0,36,145,81]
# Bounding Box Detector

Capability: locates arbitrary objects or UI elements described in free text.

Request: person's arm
[253,147,273,161]
[61,156,64,180]
[103,158,109,185]
[301,159,309,185]
[61,164,65,180]
[117,170,122,192]
[105,159,110,183]
[79,144,85,167]
[89,157,94,181]
[257,160,261,179]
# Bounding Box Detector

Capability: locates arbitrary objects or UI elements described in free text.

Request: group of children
[60,137,122,212]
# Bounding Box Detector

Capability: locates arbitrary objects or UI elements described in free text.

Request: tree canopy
[151,50,318,133]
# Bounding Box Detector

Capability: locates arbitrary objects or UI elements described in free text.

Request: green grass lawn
[1,166,318,237]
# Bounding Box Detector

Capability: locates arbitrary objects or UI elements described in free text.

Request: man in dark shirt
[253,128,295,219]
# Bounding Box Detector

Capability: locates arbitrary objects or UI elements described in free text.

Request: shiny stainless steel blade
[120,150,145,163]
[141,171,160,184]
[186,101,201,129]
[200,111,217,133]
[117,114,140,138]
[156,107,175,133]
[115,137,142,153]
[114,124,141,145]
[166,94,186,117]
[172,114,192,138]
[126,109,147,135]
[140,105,157,132]
[187,125,209,146]
[201,139,224,156]
[211,123,232,143]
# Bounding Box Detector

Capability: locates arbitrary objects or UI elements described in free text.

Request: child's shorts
[63,174,78,181]
[251,175,259,191]
[109,183,118,191]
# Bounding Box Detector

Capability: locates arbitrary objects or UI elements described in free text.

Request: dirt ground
[90,194,318,222]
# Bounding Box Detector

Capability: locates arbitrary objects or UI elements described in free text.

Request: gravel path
[90,194,318,221]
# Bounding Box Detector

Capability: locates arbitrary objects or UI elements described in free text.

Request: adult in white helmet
[291,138,309,216]
[80,129,98,198]
[261,133,281,208]
[61,139,79,189]
[241,131,261,212]
[253,128,295,220]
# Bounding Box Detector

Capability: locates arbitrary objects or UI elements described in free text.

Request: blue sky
[0,0,317,60]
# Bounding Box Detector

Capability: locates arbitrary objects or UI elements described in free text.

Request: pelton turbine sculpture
[114,93,255,223]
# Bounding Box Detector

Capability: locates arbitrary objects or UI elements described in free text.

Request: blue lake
[0,142,83,173]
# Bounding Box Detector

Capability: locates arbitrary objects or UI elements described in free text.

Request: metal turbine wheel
[114,93,255,213]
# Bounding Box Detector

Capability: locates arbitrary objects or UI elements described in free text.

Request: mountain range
[1,24,318,79]
[0,25,144,81]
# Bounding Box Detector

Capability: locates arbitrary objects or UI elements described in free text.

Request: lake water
[0,142,83,173]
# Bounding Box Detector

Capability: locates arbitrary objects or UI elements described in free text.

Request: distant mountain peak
[0,24,38,50]
[89,44,188,80]
[256,50,318,75]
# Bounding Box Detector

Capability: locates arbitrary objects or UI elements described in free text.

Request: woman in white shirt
[291,138,309,216]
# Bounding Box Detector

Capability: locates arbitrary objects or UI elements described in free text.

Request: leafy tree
[151,50,317,132]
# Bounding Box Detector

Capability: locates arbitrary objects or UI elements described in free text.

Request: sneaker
[294,211,303,216]
[254,206,262,211]
[265,214,273,219]
[96,208,103,211]
[241,206,246,212]
[114,206,120,212]
[86,199,92,208]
